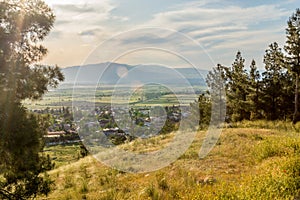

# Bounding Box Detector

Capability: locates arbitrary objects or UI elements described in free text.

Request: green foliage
[248,59,262,120]
[0,102,54,199]
[231,120,289,130]
[159,118,178,134]
[206,64,226,125]
[204,47,294,122]
[285,8,300,123]
[190,93,211,129]
[238,156,300,199]
[0,0,64,199]
[201,9,300,123]
[254,137,300,161]
[261,42,293,120]
[225,51,250,121]
[285,8,300,75]
[0,0,64,102]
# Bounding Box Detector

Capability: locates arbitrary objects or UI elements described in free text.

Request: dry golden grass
[38,126,300,200]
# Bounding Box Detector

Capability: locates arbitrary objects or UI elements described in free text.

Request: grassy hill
[39,122,300,200]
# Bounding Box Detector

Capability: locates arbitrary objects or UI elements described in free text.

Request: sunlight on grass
[37,125,300,199]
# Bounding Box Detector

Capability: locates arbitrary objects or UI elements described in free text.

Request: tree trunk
[293,74,300,124]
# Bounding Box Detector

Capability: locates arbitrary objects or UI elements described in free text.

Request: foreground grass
[43,143,83,168]
[39,125,300,199]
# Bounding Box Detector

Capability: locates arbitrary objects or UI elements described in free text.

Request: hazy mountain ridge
[61,62,208,86]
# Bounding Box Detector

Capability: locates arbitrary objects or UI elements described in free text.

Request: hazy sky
[42,0,298,69]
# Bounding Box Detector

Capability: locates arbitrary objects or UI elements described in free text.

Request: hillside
[39,122,300,200]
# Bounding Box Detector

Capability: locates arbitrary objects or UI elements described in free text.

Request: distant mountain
[61,62,208,86]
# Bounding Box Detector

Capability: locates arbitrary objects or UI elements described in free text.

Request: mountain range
[61,62,208,86]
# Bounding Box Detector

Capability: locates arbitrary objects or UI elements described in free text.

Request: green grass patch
[43,143,83,168]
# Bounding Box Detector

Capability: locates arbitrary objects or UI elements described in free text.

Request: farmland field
[24,84,206,109]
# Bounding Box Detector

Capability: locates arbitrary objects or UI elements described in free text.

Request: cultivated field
[23,84,205,109]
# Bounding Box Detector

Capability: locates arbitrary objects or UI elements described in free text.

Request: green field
[43,143,83,168]
[24,84,206,109]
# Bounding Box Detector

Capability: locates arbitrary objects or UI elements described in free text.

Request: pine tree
[261,42,288,120]
[0,0,63,102]
[0,0,64,199]
[284,8,300,123]
[225,51,250,121]
[248,59,262,120]
[206,64,227,125]
[190,92,211,129]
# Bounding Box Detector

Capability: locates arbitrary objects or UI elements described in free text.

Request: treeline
[196,9,300,125]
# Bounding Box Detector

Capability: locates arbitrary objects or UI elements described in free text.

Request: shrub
[255,137,300,161]
[63,175,74,189]
[145,183,159,200]
[241,156,300,199]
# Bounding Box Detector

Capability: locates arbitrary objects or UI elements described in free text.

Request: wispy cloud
[130,2,291,67]
[50,0,128,35]
[78,28,103,36]
[43,0,296,69]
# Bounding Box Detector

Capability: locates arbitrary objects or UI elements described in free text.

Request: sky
[42,0,299,70]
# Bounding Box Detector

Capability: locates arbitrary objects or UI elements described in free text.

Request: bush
[231,120,294,131]
[241,156,300,199]
[294,122,300,132]
[255,137,300,161]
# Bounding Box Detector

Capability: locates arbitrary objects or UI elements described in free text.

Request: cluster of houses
[32,107,80,146]
[95,105,187,139]
[34,105,190,146]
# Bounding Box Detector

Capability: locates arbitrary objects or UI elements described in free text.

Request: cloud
[43,0,293,69]
[54,4,96,13]
[78,28,103,36]
[50,0,129,36]
[131,2,290,68]
[149,4,289,29]
[120,33,173,45]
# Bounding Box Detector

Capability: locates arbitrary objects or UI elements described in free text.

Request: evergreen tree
[0,0,63,102]
[0,101,54,199]
[284,8,300,123]
[248,59,262,120]
[206,64,227,124]
[190,92,211,129]
[225,51,250,121]
[0,0,64,199]
[261,42,288,120]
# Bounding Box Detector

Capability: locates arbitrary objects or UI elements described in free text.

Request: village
[36,105,189,146]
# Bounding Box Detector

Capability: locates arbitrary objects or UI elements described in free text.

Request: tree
[190,92,211,129]
[0,0,63,102]
[0,0,64,199]
[225,51,250,121]
[285,8,300,123]
[0,101,54,199]
[262,42,290,120]
[206,64,226,124]
[248,59,262,120]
